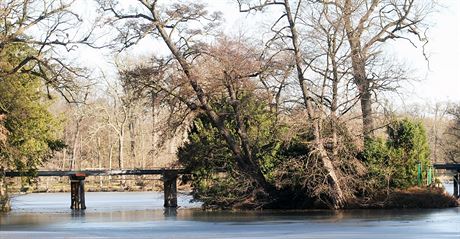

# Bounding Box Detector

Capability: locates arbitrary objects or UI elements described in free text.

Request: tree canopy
[0,43,64,173]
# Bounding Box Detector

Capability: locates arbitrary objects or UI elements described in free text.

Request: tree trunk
[96,137,103,187]
[79,133,83,169]
[129,119,136,168]
[118,129,125,188]
[61,148,67,170]
[331,63,339,157]
[140,127,146,168]
[349,43,374,141]
[151,92,157,167]
[108,133,114,181]
[284,0,346,209]
[349,49,374,140]
[70,120,80,170]
[360,83,374,140]
[118,130,124,169]
[330,33,340,158]
[343,0,374,141]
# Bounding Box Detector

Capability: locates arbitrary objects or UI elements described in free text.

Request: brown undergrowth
[351,187,458,209]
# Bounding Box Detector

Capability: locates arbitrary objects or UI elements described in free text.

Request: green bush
[364,118,431,189]
[178,93,283,209]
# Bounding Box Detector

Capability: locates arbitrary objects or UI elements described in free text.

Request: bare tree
[118,57,194,166]
[335,0,431,139]
[99,0,280,197]
[0,0,98,101]
[238,0,348,208]
[302,3,361,156]
[239,0,431,141]
[103,81,131,170]
[443,104,460,163]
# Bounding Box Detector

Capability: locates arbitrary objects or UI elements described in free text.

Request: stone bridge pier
[70,174,86,210]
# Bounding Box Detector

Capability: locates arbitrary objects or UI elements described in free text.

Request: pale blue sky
[407,0,460,103]
[74,0,460,104]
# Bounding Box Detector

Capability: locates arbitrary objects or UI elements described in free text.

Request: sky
[414,0,460,103]
[74,0,460,105]
[392,0,460,105]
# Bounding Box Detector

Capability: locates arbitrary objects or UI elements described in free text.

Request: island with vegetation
[1,0,459,212]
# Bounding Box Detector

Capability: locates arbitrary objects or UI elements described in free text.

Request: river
[1,188,459,238]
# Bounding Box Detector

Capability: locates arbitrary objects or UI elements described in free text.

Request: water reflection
[71,210,86,218]
[163,207,177,218]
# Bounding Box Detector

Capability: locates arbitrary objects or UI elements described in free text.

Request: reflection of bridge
[5,169,188,210]
[433,163,460,199]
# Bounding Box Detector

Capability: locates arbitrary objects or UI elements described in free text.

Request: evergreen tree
[0,43,65,174]
[364,118,431,189]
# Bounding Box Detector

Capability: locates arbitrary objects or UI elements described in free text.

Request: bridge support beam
[454,172,459,199]
[70,174,86,210]
[163,171,177,208]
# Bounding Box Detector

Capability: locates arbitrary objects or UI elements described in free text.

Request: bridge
[433,163,460,198]
[4,168,189,210]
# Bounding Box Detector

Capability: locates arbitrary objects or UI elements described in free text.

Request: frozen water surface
[0,189,459,239]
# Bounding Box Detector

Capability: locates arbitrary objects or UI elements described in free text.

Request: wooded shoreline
[1,0,459,213]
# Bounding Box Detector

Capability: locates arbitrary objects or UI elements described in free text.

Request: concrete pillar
[70,174,86,210]
[163,171,178,208]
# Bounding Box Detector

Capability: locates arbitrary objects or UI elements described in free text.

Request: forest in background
[1,0,459,211]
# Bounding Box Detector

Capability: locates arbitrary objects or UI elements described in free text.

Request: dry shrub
[357,187,458,209]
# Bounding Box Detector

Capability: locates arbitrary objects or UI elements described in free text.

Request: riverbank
[3,180,458,211]
[5,187,457,211]
[355,187,459,209]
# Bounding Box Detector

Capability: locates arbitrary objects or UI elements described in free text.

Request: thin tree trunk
[79,133,83,169]
[96,137,103,187]
[331,84,339,157]
[129,119,136,168]
[330,37,340,158]
[284,0,345,209]
[109,133,114,181]
[118,130,124,169]
[140,126,146,168]
[62,148,67,170]
[71,120,80,170]
[118,129,125,188]
[151,92,157,167]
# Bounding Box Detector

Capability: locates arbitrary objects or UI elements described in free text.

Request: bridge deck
[433,163,460,171]
[4,168,188,177]
[2,168,188,209]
